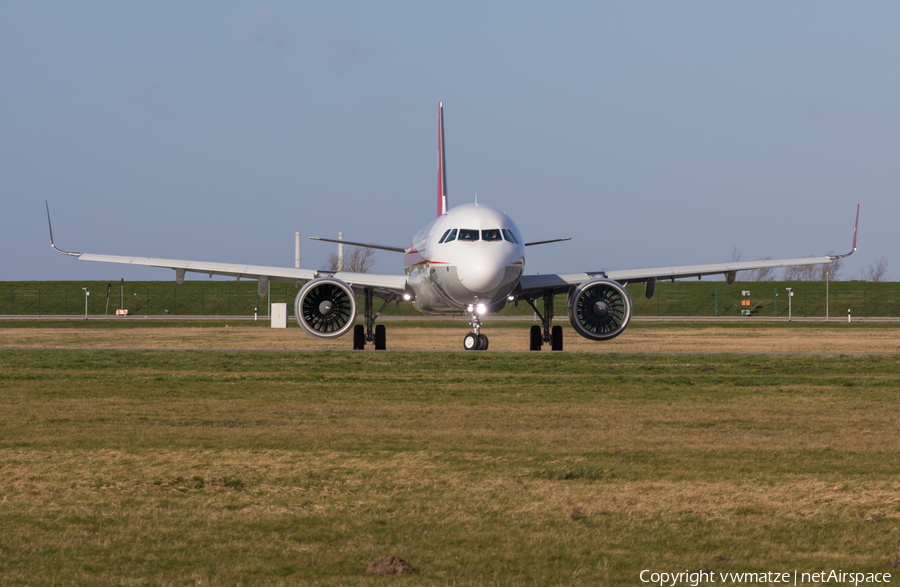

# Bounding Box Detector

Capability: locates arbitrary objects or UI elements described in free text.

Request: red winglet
[437,102,448,217]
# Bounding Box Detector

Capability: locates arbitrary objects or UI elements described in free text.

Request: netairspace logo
[640,569,892,586]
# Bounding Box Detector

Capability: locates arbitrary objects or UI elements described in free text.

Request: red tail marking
[437,101,447,217]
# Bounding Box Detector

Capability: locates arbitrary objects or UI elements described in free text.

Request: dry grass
[3,320,900,353]
[1,326,900,585]
[10,449,898,521]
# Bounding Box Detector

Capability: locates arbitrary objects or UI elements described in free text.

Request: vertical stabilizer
[437,102,448,216]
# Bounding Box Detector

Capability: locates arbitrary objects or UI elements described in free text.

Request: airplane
[47,102,860,351]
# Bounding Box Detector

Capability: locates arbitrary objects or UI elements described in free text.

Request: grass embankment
[1,350,899,585]
[3,280,900,318]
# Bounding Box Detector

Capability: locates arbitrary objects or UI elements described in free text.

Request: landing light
[403,294,411,301]
[476,303,487,315]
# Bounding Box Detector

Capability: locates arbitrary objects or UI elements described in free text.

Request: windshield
[458,229,479,241]
[444,228,512,243]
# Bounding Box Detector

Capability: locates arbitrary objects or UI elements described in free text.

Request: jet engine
[567,278,632,341]
[294,277,357,339]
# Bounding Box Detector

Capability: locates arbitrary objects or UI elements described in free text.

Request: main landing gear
[353,288,391,350]
[463,306,489,351]
[524,290,563,351]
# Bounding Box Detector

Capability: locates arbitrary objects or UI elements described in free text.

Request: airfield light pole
[785,287,793,322]
[825,271,829,322]
[82,287,90,320]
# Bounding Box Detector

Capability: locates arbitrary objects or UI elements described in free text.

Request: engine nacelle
[294,277,357,340]
[568,278,633,341]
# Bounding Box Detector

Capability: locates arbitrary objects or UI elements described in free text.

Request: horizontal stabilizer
[524,238,571,247]
[308,236,406,253]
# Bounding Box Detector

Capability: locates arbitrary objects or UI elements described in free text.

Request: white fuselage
[404,204,526,314]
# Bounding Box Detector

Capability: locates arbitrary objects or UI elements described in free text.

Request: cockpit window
[481,229,502,242]
[442,228,457,243]
[502,228,519,244]
[438,229,452,244]
[458,229,479,241]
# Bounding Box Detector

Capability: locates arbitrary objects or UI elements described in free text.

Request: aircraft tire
[464,332,480,350]
[529,325,542,351]
[353,325,365,350]
[551,325,563,351]
[375,324,386,350]
[479,334,489,351]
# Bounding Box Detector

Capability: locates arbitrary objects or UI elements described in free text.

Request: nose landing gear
[463,307,489,350]
[463,332,488,350]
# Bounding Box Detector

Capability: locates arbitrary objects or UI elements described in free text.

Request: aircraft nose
[458,258,504,293]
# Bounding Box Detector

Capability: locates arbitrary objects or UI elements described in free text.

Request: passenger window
[502,229,519,244]
[458,229,479,241]
[444,228,457,243]
[438,229,452,244]
[482,229,502,242]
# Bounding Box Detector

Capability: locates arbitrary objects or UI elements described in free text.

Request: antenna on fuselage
[475,192,478,206]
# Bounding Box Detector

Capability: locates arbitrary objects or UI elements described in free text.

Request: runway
[2,321,898,354]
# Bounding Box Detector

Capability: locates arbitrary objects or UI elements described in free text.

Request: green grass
[1,349,899,585]
[3,279,900,318]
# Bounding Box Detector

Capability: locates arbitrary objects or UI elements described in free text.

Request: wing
[46,203,408,298]
[518,205,859,298]
[518,256,833,296]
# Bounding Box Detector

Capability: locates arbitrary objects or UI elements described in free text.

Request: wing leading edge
[45,203,408,297]
[518,256,833,295]
[518,205,859,297]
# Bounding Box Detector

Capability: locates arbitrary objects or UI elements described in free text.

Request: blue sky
[2,2,897,282]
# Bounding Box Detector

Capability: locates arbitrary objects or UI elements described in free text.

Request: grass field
[2,337,900,585]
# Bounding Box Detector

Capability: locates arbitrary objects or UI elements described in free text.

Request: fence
[627,286,898,318]
[4,287,295,317]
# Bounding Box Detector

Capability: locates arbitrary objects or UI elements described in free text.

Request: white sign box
[270,303,288,328]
